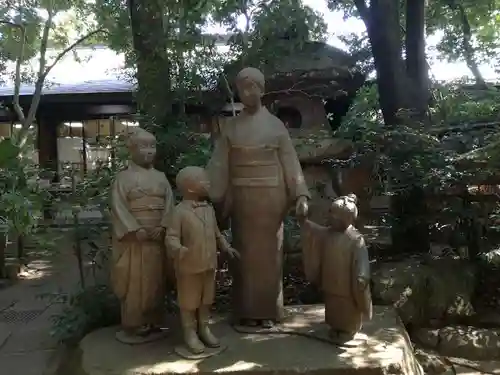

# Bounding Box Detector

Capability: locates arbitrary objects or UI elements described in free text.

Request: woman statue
[207,67,311,328]
[110,127,174,343]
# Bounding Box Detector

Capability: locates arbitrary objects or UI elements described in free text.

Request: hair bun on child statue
[332,194,359,221]
[346,193,358,205]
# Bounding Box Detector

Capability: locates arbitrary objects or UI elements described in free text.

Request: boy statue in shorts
[166,166,239,354]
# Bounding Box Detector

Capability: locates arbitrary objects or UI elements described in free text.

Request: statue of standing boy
[166,166,239,355]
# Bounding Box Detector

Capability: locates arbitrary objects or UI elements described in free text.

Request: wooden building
[0,79,136,176]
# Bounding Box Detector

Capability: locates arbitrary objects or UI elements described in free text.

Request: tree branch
[18,25,106,146]
[221,73,236,116]
[0,19,27,124]
[457,5,487,87]
[2,12,107,146]
[40,27,106,82]
[445,0,487,87]
[353,0,370,23]
[19,4,54,146]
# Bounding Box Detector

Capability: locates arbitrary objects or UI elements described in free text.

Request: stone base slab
[78,305,423,375]
[174,344,227,360]
[115,329,169,345]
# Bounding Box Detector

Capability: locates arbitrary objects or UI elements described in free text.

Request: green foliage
[213,0,327,80]
[338,32,373,75]
[47,162,121,342]
[328,0,500,82]
[214,0,327,41]
[152,120,213,181]
[430,85,500,169]
[0,6,43,62]
[427,0,500,67]
[333,83,500,193]
[0,139,20,167]
[432,83,500,125]
[0,0,101,81]
[284,216,300,253]
[48,285,120,344]
[0,138,49,237]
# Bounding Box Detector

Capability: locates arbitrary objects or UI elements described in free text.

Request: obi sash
[128,194,165,228]
[229,145,282,187]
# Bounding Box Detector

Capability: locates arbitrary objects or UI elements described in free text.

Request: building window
[276,106,302,129]
[57,118,140,179]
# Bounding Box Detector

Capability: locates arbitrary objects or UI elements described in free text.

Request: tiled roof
[0,79,135,97]
[0,40,359,98]
[0,40,231,98]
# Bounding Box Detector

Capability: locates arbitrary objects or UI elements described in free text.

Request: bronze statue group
[110,67,372,357]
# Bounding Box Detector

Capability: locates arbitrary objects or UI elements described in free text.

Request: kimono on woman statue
[207,67,311,327]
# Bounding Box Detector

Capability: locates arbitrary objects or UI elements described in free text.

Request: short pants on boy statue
[166,166,239,358]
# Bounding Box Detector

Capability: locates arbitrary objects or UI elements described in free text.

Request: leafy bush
[0,137,55,271]
[49,284,120,344]
[148,118,213,184]
[334,85,461,194]
[0,140,47,232]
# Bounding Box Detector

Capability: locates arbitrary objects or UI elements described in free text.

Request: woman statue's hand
[295,195,309,219]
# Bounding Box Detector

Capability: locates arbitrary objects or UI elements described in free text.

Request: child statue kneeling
[166,166,239,355]
[300,194,372,343]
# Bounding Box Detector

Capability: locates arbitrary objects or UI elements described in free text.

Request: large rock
[294,136,352,164]
[77,305,423,375]
[414,347,500,375]
[414,326,500,361]
[475,249,500,310]
[414,348,451,375]
[371,257,476,326]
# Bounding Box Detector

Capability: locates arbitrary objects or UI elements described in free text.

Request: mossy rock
[372,257,477,326]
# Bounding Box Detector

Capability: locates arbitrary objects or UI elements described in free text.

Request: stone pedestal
[77,305,423,375]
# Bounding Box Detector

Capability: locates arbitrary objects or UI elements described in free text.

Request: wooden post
[37,118,59,220]
[110,116,116,172]
[82,122,88,176]
[72,164,85,288]
[0,236,5,279]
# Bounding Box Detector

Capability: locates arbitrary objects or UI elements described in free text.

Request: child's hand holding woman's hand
[226,247,240,259]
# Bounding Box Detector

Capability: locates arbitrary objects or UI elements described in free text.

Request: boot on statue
[198,306,220,348]
[181,310,205,354]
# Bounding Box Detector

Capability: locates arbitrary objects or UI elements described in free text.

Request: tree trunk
[127,0,172,126]
[363,0,410,125]
[405,0,429,116]
[457,5,488,88]
[354,0,430,253]
[394,0,430,253]
[0,234,6,279]
[444,1,487,87]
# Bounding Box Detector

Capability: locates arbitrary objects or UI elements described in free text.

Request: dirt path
[0,235,80,375]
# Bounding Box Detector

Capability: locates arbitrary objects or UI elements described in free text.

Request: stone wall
[266,94,329,131]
